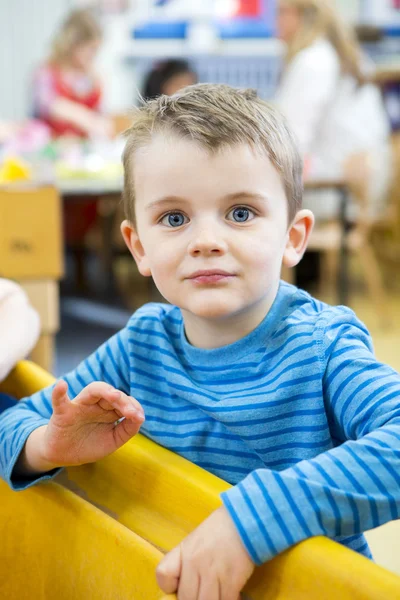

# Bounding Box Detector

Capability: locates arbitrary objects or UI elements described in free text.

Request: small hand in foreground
[23,381,144,473]
[156,505,255,600]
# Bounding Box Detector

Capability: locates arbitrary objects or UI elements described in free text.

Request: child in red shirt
[32,9,112,139]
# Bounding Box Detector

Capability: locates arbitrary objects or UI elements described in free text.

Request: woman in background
[32,9,112,139]
[142,59,197,101]
[275,0,391,220]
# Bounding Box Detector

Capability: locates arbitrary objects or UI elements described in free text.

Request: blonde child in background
[32,9,114,265]
[0,279,40,411]
[275,0,391,220]
[0,85,399,600]
[32,9,112,139]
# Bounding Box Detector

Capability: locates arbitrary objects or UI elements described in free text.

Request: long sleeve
[0,279,40,382]
[274,39,339,157]
[0,326,132,490]
[221,309,400,565]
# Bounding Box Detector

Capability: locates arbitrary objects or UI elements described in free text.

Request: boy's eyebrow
[146,192,269,211]
[145,196,188,211]
[222,192,270,204]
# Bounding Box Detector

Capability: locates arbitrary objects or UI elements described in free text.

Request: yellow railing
[1,361,400,599]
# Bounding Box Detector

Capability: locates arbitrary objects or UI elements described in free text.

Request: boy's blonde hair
[280,0,366,85]
[122,84,303,226]
[49,9,102,66]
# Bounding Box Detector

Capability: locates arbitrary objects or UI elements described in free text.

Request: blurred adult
[275,0,391,219]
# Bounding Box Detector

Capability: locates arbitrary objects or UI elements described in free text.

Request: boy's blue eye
[228,206,254,223]
[161,212,188,227]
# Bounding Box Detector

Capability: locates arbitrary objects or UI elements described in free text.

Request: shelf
[356,23,400,42]
[124,37,283,59]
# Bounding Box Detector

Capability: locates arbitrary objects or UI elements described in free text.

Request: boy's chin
[182,299,242,321]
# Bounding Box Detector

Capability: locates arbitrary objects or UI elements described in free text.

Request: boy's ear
[282,209,314,268]
[120,220,152,277]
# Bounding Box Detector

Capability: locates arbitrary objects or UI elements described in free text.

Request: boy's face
[123,134,311,324]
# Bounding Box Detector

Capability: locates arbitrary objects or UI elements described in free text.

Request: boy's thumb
[156,545,182,594]
[51,380,70,410]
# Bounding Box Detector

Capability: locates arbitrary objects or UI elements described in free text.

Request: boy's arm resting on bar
[0,327,136,490]
[221,308,400,565]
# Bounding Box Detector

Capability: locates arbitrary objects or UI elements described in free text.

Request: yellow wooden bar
[2,361,400,599]
[0,479,175,600]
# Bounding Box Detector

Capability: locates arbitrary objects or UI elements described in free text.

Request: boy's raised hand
[22,381,145,473]
[156,505,255,600]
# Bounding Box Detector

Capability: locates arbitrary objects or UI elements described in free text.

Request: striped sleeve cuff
[2,420,62,491]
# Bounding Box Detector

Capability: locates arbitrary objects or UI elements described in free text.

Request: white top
[275,38,391,186]
[0,279,40,382]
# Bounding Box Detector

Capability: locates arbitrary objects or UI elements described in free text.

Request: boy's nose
[187,226,228,256]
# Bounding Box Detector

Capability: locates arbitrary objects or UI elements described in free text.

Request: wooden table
[60,178,123,300]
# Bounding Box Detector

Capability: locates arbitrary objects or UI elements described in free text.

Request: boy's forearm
[222,419,400,565]
[14,425,59,476]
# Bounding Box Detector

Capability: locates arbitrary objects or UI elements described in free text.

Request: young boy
[1,84,399,599]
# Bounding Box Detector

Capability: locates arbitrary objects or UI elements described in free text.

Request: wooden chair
[1,361,400,599]
[369,133,400,282]
[358,67,400,287]
[306,154,390,321]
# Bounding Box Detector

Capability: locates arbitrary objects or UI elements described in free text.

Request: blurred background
[0,0,399,376]
[0,0,400,576]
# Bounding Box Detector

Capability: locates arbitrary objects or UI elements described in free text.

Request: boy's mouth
[187,270,235,284]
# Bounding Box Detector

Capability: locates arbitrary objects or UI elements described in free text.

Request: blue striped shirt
[1,281,400,564]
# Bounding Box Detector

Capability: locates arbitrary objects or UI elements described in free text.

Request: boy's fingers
[113,416,143,442]
[198,576,220,600]
[156,546,182,594]
[222,586,241,600]
[177,560,199,600]
[119,396,145,422]
[74,382,118,405]
[51,380,70,409]
[102,389,145,422]
[75,383,144,417]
